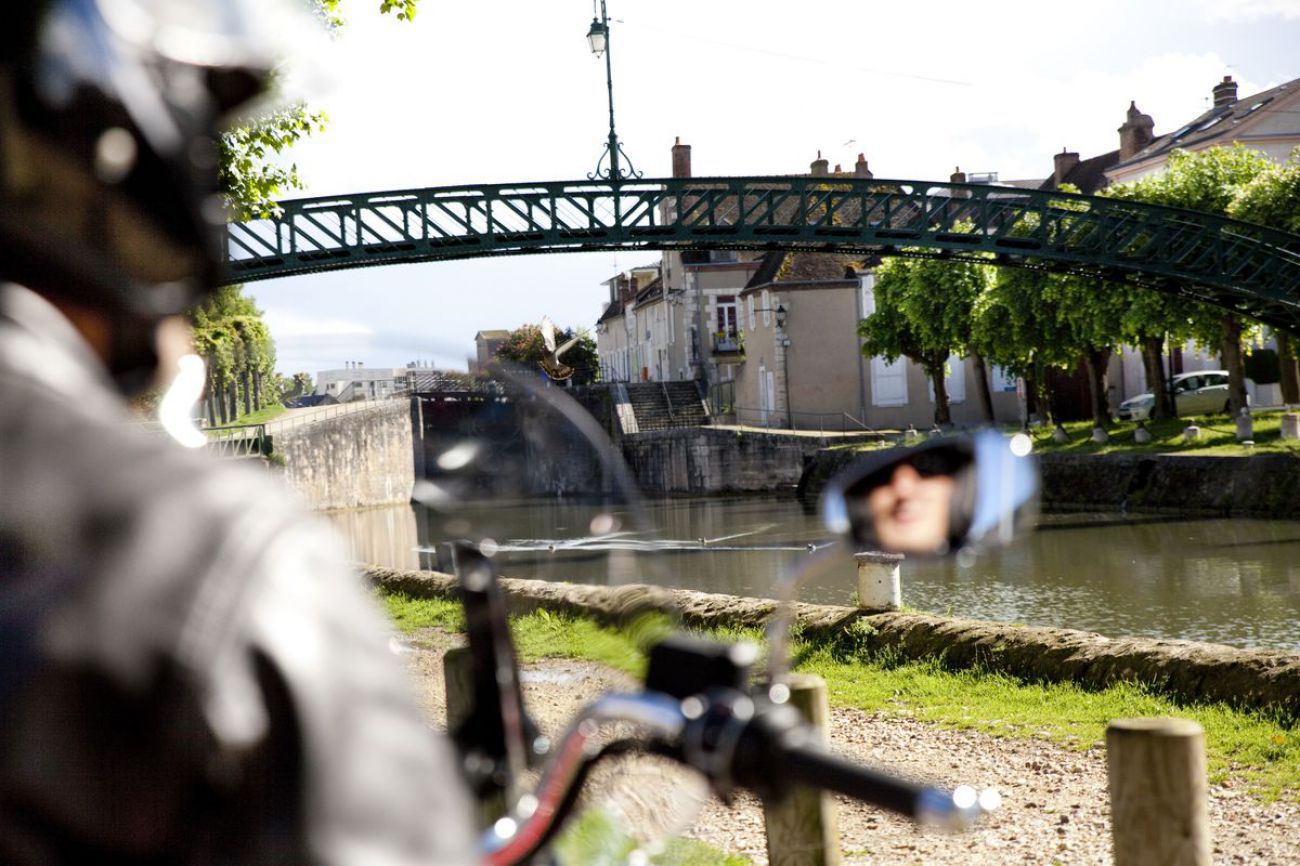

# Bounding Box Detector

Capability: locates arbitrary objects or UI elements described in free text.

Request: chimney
[810,150,829,177]
[671,136,692,178]
[1118,101,1155,161]
[854,153,873,179]
[834,163,842,173]
[1213,75,1238,108]
[949,166,970,198]
[1053,148,1080,186]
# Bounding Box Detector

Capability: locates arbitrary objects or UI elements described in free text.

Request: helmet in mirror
[0,0,285,377]
[820,431,1039,556]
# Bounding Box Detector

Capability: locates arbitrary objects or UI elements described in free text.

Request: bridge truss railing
[225,175,1300,332]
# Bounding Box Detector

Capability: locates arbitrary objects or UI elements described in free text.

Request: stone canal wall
[798,447,1300,516]
[1039,452,1300,516]
[365,565,1300,716]
[622,428,879,495]
[276,401,415,510]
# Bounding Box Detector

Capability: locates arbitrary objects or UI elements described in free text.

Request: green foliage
[379,0,420,20]
[191,285,279,423]
[218,0,419,219]
[219,104,329,220]
[495,323,601,385]
[1104,145,1271,351]
[1229,146,1300,234]
[276,371,316,403]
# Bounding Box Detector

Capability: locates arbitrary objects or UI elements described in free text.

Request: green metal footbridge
[225,176,1300,332]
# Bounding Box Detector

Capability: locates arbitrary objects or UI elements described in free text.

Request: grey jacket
[0,284,478,864]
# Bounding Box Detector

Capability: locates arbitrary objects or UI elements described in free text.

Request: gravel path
[399,630,1299,865]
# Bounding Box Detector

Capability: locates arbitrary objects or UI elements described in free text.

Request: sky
[243,0,1300,377]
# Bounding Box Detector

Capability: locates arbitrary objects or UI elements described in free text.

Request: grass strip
[379,591,1299,801]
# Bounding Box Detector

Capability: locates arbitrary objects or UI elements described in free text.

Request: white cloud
[262,309,374,339]
[1198,0,1300,20]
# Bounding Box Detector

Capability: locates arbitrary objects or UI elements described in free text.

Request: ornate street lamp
[586,0,640,181]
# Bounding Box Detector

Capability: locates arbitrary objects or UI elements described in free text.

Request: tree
[858,257,955,425]
[277,371,316,404]
[975,265,1075,426]
[191,286,278,424]
[217,0,419,219]
[894,246,997,423]
[1104,145,1273,414]
[1229,148,1300,404]
[494,323,600,386]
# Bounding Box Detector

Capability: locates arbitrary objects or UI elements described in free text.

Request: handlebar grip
[782,741,929,817]
[731,704,993,828]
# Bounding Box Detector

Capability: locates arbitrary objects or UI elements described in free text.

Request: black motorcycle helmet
[0,0,285,388]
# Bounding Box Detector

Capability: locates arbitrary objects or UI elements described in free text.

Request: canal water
[328,498,1300,652]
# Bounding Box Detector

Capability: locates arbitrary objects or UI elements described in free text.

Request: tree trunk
[252,368,262,411]
[929,355,951,425]
[227,380,239,424]
[971,352,996,423]
[241,367,252,416]
[1277,331,1300,406]
[216,374,229,425]
[1219,315,1249,414]
[1022,370,1039,427]
[1083,346,1114,428]
[1034,364,1054,426]
[1141,335,1174,419]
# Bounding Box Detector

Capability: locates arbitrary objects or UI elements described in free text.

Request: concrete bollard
[1107,718,1211,866]
[1091,426,1110,444]
[1235,408,1253,443]
[854,551,903,610]
[1183,424,1201,443]
[1052,424,1070,444]
[763,674,842,866]
[1280,412,1300,441]
[1134,422,1152,444]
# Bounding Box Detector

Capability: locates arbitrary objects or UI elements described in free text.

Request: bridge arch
[224,175,1300,332]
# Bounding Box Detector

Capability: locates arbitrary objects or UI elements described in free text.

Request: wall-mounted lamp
[775,304,787,329]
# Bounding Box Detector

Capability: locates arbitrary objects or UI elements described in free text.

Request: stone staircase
[623,381,710,432]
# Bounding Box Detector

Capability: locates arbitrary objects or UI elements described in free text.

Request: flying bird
[539,315,579,381]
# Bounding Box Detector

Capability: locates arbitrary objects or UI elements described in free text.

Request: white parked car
[1116,370,1240,421]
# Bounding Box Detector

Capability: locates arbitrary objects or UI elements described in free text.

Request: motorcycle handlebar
[483,689,998,866]
[778,736,998,827]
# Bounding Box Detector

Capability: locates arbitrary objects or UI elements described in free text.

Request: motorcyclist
[0,1,476,863]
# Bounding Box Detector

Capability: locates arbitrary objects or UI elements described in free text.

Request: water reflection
[330,500,1300,652]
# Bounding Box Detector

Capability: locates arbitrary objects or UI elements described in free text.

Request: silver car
[1116,370,1234,420]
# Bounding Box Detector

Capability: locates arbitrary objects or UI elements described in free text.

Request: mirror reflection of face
[863,459,956,555]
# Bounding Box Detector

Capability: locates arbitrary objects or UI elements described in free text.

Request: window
[761,290,771,327]
[871,356,908,407]
[747,295,756,331]
[991,365,1017,393]
[860,275,877,316]
[927,355,965,403]
[716,296,738,336]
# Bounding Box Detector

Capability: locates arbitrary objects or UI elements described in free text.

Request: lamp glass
[586,19,607,56]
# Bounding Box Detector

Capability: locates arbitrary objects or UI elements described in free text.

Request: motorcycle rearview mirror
[820,430,1039,557]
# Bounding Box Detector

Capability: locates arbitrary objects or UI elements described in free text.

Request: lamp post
[586,0,640,181]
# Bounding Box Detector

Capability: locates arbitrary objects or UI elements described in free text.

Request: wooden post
[763,674,842,866]
[1106,718,1211,866]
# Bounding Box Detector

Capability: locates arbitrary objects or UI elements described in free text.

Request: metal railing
[715,405,878,435]
[202,423,270,458]
[262,399,393,435]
